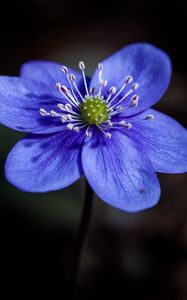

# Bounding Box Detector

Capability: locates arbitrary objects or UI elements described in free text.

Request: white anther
[125,122,133,129]
[84,106,87,110]
[145,114,154,120]
[61,66,68,74]
[97,105,100,108]
[108,121,113,128]
[131,95,139,101]
[116,106,123,112]
[119,120,126,125]
[132,83,139,90]
[125,75,133,84]
[93,109,96,112]
[57,103,64,110]
[90,104,93,108]
[90,87,96,95]
[100,79,107,87]
[66,114,73,120]
[39,108,48,116]
[65,103,73,112]
[73,126,80,132]
[87,113,91,116]
[109,86,117,94]
[69,73,76,81]
[56,82,61,90]
[67,123,74,130]
[61,115,68,123]
[100,114,103,117]
[79,61,85,70]
[50,110,58,117]
[98,63,103,71]
[85,131,92,138]
[105,132,112,139]
[60,85,69,93]
[131,95,139,107]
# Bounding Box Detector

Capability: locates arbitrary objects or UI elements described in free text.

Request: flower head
[0,43,187,212]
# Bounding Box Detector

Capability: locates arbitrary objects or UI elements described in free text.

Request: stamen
[66,73,81,106]
[98,79,107,96]
[145,114,154,120]
[107,121,113,128]
[39,108,49,116]
[85,125,92,138]
[110,87,138,110]
[90,87,96,96]
[79,61,89,97]
[130,95,139,107]
[69,73,76,81]
[119,120,126,126]
[67,123,74,130]
[50,110,59,117]
[61,66,68,74]
[61,85,80,107]
[79,61,85,70]
[65,103,73,112]
[106,86,117,103]
[105,132,112,139]
[57,103,64,111]
[42,61,141,139]
[125,122,133,129]
[108,75,133,105]
[56,83,77,108]
[61,115,68,123]
[73,126,80,132]
[98,63,103,82]
[125,75,133,84]
[132,83,139,90]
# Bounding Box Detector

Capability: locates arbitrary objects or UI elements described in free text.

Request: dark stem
[68,180,94,298]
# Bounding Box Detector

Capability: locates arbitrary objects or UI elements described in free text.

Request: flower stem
[69,180,94,298]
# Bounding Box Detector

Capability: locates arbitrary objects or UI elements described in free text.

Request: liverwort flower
[0,43,187,212]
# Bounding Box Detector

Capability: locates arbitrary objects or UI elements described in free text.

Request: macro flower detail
[0,43,187,212]
[39,61,140,139]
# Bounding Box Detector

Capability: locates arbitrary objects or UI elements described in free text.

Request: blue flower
[0,43,187,212]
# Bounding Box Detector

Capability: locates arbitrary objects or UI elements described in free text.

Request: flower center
[39,61,154,139]
[79,96,109,124]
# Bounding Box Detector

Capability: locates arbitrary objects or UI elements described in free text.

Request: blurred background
[0,0,187,299]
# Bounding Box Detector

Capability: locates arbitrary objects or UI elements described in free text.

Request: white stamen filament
[108,75,133,106]
[98,63,103,82]
[39,62,144,139]
[56,83,78,108]
[79,61,89,96]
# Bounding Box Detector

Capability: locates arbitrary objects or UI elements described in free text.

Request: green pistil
[79,96,109,124]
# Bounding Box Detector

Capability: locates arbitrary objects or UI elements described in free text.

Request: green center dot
[79,96,109,125]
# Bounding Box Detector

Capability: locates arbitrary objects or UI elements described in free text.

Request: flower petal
[126,109,187,173]
[20,60,88,94]
[0,76,69,133]
[82,130,160,212]
[90,43,171,116]
[5,131,84,192]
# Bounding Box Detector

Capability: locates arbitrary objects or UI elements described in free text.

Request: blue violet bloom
[0,43,187,212]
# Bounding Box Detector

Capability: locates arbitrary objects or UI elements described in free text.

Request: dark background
[0,1,187,299]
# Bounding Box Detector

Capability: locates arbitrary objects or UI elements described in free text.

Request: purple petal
[82,130,160,212]
[5,130,84,192]
[0,76,69,133]
[90,43,171,116]
[126,109,187,173]
[20,60,88,95]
